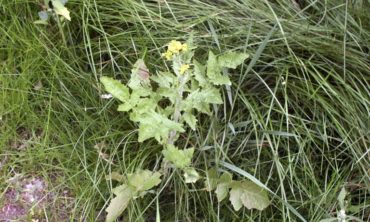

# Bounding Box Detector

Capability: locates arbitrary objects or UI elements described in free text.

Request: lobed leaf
[182,112,197,130]
[106,185,133,222]
[229,183,243,211]
[206,51,231,85]
[215,172,233,202]
[137,111,184,143]
[162,145,194,169]
[183,167,200,183]
[193,60,208,87]
[128,59,151,91]
[100,77,130,102]
[229,181,270,211]
[151,71,175,88]
[127,169,162,192]
[51,0,71,21]
[218,52,249,69]
[183,87,223,114]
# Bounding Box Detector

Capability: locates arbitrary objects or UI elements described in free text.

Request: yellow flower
[162,51,173,61]
[163,40,188,61]
[168,40,183,54]
[179,64,190,74]
[182,43,188,52]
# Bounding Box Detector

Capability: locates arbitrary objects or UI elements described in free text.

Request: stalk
[168,74,187,145]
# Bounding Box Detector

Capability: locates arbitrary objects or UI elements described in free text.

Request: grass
[0,0,369,221]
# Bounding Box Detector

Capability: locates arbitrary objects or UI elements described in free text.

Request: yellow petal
[168,40,182,53]
[180,64,190,74]
[182,44,188,52]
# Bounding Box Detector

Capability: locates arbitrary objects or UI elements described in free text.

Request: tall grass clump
[0,0,369,221]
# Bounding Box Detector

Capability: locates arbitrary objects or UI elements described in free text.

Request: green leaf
[135,98,157,114]
[215,172,233,202]
[218,52,249,69]
[221,161,305,221]
[193,60,208,87]
[157,87,177,104]
[100,77,130,102]
[182,97,210,114]
[151,71,175,88]
[183,36,195,63]
[216,183,230,202]
[160,106,175,117]
[133,87,152,97]
[106,172,124,182]
[204,168,218,191]
[229,182,243,211]
[117,102,134,112]
[203,87,223,104]
[127,169,162,192]
[128,59,151,92]
[119,89,157,114]
[170,52,181,75]
[219,172,233,183]
[337,187,347,209]
[182,112,197,130]
[230,181,270,211]
[183,167,200,183]
[136,111,184,143]
[162,145,194,169]
[183,87,223,114]
[206,51,231,85]
[105,184,133,222]
[51,0,71,21]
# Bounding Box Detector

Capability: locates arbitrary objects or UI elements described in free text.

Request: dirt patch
[8,127,43,151]
[0,174,75,221]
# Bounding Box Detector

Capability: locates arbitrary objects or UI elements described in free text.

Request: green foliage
[100,77,130,102]
[205,169,219,191]
[100,39,264,220]
[206,51,231,85]
[215,172,233,202]
[183,167,200,183]
[101,40,248,146]
[162,145,194,169]
[106,185,133,222]
[105,170,162,222]
[229,181,270,211]
[319,187,363,222]
[51,0,71,21]
[5,0,369,221]
[127,169,162,194]
[135,111,184,143]
[218,52,250,69]
[182,112,197,130]
[205,168,270,211]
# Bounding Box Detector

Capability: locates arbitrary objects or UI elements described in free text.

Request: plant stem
[168,74,187,145]
[55,15,67,47]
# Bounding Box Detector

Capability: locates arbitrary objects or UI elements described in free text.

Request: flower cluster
[162,40,188,61]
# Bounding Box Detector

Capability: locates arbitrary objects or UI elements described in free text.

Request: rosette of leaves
[100,38,248,161]
[100,39,251,220]
[34,0,71,24]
